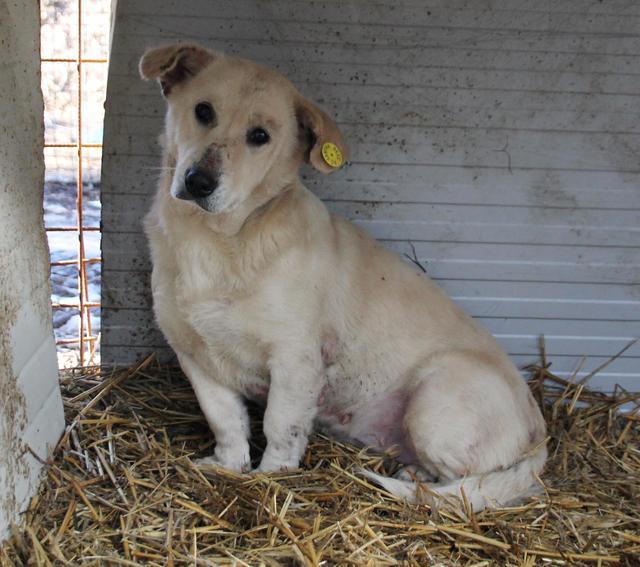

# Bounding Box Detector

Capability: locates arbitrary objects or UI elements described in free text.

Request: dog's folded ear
[295,96,350,174]
[139,43,217,97]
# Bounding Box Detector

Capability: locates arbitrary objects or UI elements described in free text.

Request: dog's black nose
[184,167,217,198]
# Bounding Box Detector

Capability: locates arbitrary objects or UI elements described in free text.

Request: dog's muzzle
[180,166,218,200]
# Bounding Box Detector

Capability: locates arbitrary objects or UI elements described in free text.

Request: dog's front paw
[193,447,251,473]
[193,454,225,468]
[254,455,299,473]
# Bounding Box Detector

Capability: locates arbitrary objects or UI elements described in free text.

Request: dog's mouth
[174,186,218,212]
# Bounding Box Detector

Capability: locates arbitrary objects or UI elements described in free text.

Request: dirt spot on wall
[0,294,29,524]
[528,172,578,209]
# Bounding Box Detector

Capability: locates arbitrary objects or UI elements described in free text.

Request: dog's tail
[359,445,547,511]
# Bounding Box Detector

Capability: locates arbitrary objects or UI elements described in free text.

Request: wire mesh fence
[41,0,110,367]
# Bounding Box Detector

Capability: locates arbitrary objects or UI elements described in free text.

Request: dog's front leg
[257,348,323,472]
[178,353,251,472]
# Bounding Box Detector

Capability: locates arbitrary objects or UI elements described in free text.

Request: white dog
[139,43,547,510]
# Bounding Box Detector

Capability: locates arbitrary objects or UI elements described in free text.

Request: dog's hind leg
[393,464,436,483]
[362,352,546,510]
[178,352,252,473]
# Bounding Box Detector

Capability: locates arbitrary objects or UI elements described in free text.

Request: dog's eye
[246,127,270,147]
[194,102,215,126]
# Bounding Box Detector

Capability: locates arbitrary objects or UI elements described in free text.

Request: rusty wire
[42,0,107,365]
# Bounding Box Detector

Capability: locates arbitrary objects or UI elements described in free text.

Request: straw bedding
[2,354,639,566]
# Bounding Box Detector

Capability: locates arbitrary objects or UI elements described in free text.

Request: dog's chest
[166,242,268,368]
[183,294,265,372]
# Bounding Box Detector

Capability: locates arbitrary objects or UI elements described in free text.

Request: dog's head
[139,43,349,223]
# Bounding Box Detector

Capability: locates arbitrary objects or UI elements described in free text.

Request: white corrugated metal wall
[101,0,640,391]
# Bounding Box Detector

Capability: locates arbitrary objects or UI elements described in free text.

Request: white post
[0,0,64,541]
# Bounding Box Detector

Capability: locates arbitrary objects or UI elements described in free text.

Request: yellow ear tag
[321,142,343,168]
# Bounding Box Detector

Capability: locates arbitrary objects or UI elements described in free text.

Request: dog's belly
[316,384,418,465]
